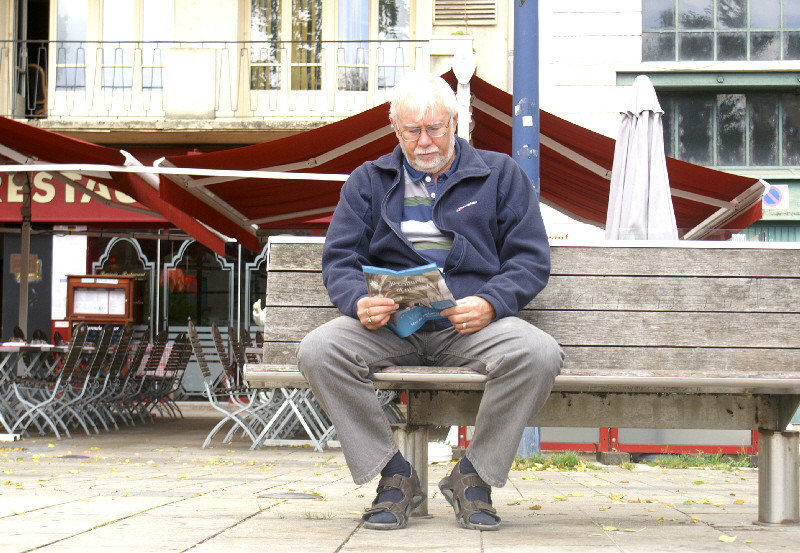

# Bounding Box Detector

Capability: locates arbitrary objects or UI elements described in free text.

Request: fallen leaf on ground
[718,535,737,543]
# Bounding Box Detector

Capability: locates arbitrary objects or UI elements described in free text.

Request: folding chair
[11,323,90,438]
[52,324,114,436]
[189,320,267,447]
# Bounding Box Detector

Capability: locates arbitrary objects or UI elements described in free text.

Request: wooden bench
[244,235,800,525]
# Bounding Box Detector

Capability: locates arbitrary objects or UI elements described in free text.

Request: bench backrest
[261,238,800,382]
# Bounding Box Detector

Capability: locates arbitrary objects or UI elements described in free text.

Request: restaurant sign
[0,171,167,224]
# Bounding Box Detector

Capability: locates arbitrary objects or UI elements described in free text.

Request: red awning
[155,72,764,246]
[468,76,764,240]
[0,116,226,255]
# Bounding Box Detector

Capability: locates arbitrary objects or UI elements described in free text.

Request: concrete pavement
[0,403,796,553]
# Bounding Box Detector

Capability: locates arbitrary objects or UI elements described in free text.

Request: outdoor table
[0,344,67,435]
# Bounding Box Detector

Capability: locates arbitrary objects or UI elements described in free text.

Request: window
[250,0,409,92]
[55,0,88,89]
[250,0,323,91]
[55,0,173,90]
[643,0,800,61]
[660,91,800,167]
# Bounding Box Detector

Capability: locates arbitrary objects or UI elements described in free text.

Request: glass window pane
[251,0,281,90]
[786,0,800,27]
[643,0,676,29]
[661,96,676,158]
[378,0,410,89]
[679,0,713,29]
[717,32,746,59]
[56,0,88,89]
[783,94,800,166]
[750,0,780,28]
[717,94,746,165]
[786,32,800,58]
[678,96,714,164]
[679,32,713,59]
[643,33,677,60]
[142,1,172,88]
[57,0,87,42]
[337,0,369,91]
[103,0,134,88]
[716,0,746,28]
[751,31,781,60]
[291,0,322,90]
[749,94,779,166]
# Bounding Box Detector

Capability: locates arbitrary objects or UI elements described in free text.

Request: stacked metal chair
[51,324,115,436]
[11,323,90,438]
[102,325,151,426]
[189,319,270,447]
[81,324,134,432]
[135,332,190,421]
[123,330,169,424]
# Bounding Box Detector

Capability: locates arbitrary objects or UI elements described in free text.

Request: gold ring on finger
[367,316,373,325]
[366,307,371,317]
[462,322,467,330]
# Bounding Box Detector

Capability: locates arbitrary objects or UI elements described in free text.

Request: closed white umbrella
[605,75,678,240]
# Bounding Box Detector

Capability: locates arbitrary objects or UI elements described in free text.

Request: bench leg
[393,424,429,516]
[758,428,800,525]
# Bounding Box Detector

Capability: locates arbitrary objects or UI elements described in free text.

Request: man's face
[393,106,457,176]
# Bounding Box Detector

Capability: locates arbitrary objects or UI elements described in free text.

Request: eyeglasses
[397,119,451,141]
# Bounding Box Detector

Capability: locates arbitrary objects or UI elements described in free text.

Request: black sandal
[362,467,425,530]
[438,463,501,531]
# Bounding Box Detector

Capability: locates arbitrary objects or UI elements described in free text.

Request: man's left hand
[440,296,496,334]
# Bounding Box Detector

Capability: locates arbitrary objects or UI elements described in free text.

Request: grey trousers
[296,315,564,487]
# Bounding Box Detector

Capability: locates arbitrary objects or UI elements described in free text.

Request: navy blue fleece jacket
[321,136,551,328]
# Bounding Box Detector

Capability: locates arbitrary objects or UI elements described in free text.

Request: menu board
[66,275,134,323]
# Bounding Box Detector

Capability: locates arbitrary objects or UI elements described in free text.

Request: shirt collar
[402,139,461,183]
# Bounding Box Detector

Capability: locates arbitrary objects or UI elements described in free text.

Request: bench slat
[258,343,800,378]
[244,364,800,394]
[266,272,800,313]
[263,307,800,348]
[268,241,800,277]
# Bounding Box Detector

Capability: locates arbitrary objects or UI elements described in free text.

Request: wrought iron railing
[0,39,430,121]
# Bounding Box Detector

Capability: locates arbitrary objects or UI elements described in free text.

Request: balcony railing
[0,40,430,122]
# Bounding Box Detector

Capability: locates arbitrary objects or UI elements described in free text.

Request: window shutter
[434,1,497,26]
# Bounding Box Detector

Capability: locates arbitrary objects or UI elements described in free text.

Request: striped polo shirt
[400,141,461,270]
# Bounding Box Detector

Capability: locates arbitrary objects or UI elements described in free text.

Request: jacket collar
[372,136,491,183]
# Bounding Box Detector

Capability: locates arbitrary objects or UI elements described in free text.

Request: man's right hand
[357,296,398,330]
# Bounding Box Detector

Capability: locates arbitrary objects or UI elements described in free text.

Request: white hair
[388,72,459,123]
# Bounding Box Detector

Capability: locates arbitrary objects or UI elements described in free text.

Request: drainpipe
[513,0,542,457]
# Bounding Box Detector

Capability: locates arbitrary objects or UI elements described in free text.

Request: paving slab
[0,404,797,552]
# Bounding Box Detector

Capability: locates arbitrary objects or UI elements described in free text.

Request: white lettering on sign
[115,191,136,204]
[8,178,24,202]
[82,180,112,203]
[33,172,56,203]
[1,171,143,206]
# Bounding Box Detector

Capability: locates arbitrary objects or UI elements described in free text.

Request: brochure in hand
[362,263,457,338]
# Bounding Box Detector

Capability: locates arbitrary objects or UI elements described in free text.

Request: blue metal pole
[513,0,542,458]
[512,0,540,196]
